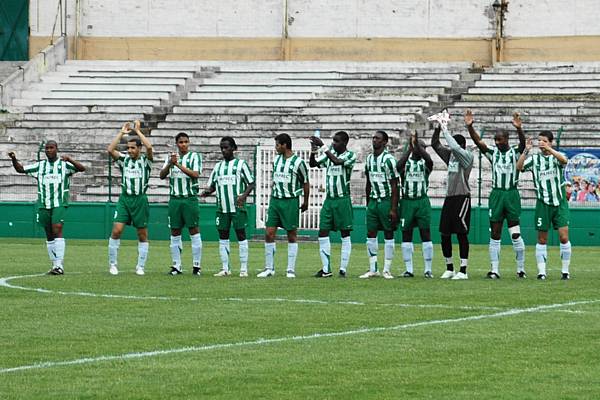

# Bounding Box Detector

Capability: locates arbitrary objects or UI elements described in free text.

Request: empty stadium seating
[0,60,472,204]
[1,60,599,208]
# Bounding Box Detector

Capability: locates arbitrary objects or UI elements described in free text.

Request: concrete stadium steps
[12,98,164,107]
[165,113,413,123]
[29,105,156,114]
[18,92,172,100]
[170,105,425,115]
[177,99,434,107]
[155,61,465,168]
[154,121,411,131]
[200,79,454,88]
[479,73,600,81]
[450,63,600,149]
[187,88,445,98]
[210,72,462,80]
[448,104,600,116]
[207,61,472,74]
[11,61,203,110]
[18,112,147,122]
[467,87,600,95]
[482,62,600,74]
[0,60,478,205]
[40,76,188,85]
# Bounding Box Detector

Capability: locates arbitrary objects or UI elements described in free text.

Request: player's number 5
[537,217,542,227]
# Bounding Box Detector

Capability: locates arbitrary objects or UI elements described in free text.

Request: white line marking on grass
[541,309,600,314]
[1,298,599,375]
[0,273,502,310]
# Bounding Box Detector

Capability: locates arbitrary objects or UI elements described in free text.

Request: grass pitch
[1,238,599,399]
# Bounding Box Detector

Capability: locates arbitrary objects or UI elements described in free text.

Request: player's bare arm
[465,109,488,153]
[512,112,526,153]
[413,131,433,171]
[236,182,256,208]
[159,153,176,179]
[200,184,216,197]
[60,155,86,172]
[170,152,200,179]
[365,174,372,206]
[132,120,153,161]
[310,135,345,166]
[107,123,130,160]
[8,152,25,173]
[516,137,533,171]
[543,142,568,165]
[301,181,310,212]
[309,137,320,168]
[389,177,399,226]
[396,138,412,180]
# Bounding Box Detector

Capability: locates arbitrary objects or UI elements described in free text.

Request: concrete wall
[506,0,600,37]
[27,0,600,62]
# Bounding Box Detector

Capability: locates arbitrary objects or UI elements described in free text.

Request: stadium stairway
[151,61,477,204]
[0,60,474,205]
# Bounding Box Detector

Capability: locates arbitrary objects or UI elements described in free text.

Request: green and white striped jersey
[402,158,430,199]
[365,150,398,199]
[116,153,152,196]
[209,158,254,213]
[271,154,309,199]
[24,159,78,209]
[162,152,202,197]
[522,152,567,206]
[315,147,356,198]
[485,145,520,190]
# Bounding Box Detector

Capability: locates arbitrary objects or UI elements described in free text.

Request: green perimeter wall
[1,202,599,246]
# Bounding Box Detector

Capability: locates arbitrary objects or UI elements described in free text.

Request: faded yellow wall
[30,36,493,64]
[502,36,600,62]
[29,35,600,63]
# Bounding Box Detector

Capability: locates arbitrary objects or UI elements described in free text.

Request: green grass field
[1,238,599,399]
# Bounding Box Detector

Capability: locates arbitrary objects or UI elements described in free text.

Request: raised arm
[159,154,174,179]
[61,155,86,172]
[413,132,433,172]
[7,152,25,173]
[107,123,129,160]
[132,120,153,161]
[516,137,532,171]
[172,153,199,179]
[309,136,346,166]
[512,112,526,154]
[431,125,450,165]
[465,109,488,153]
[542,141,568,165]
[396,144,411,180]
[309,137,320,168]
